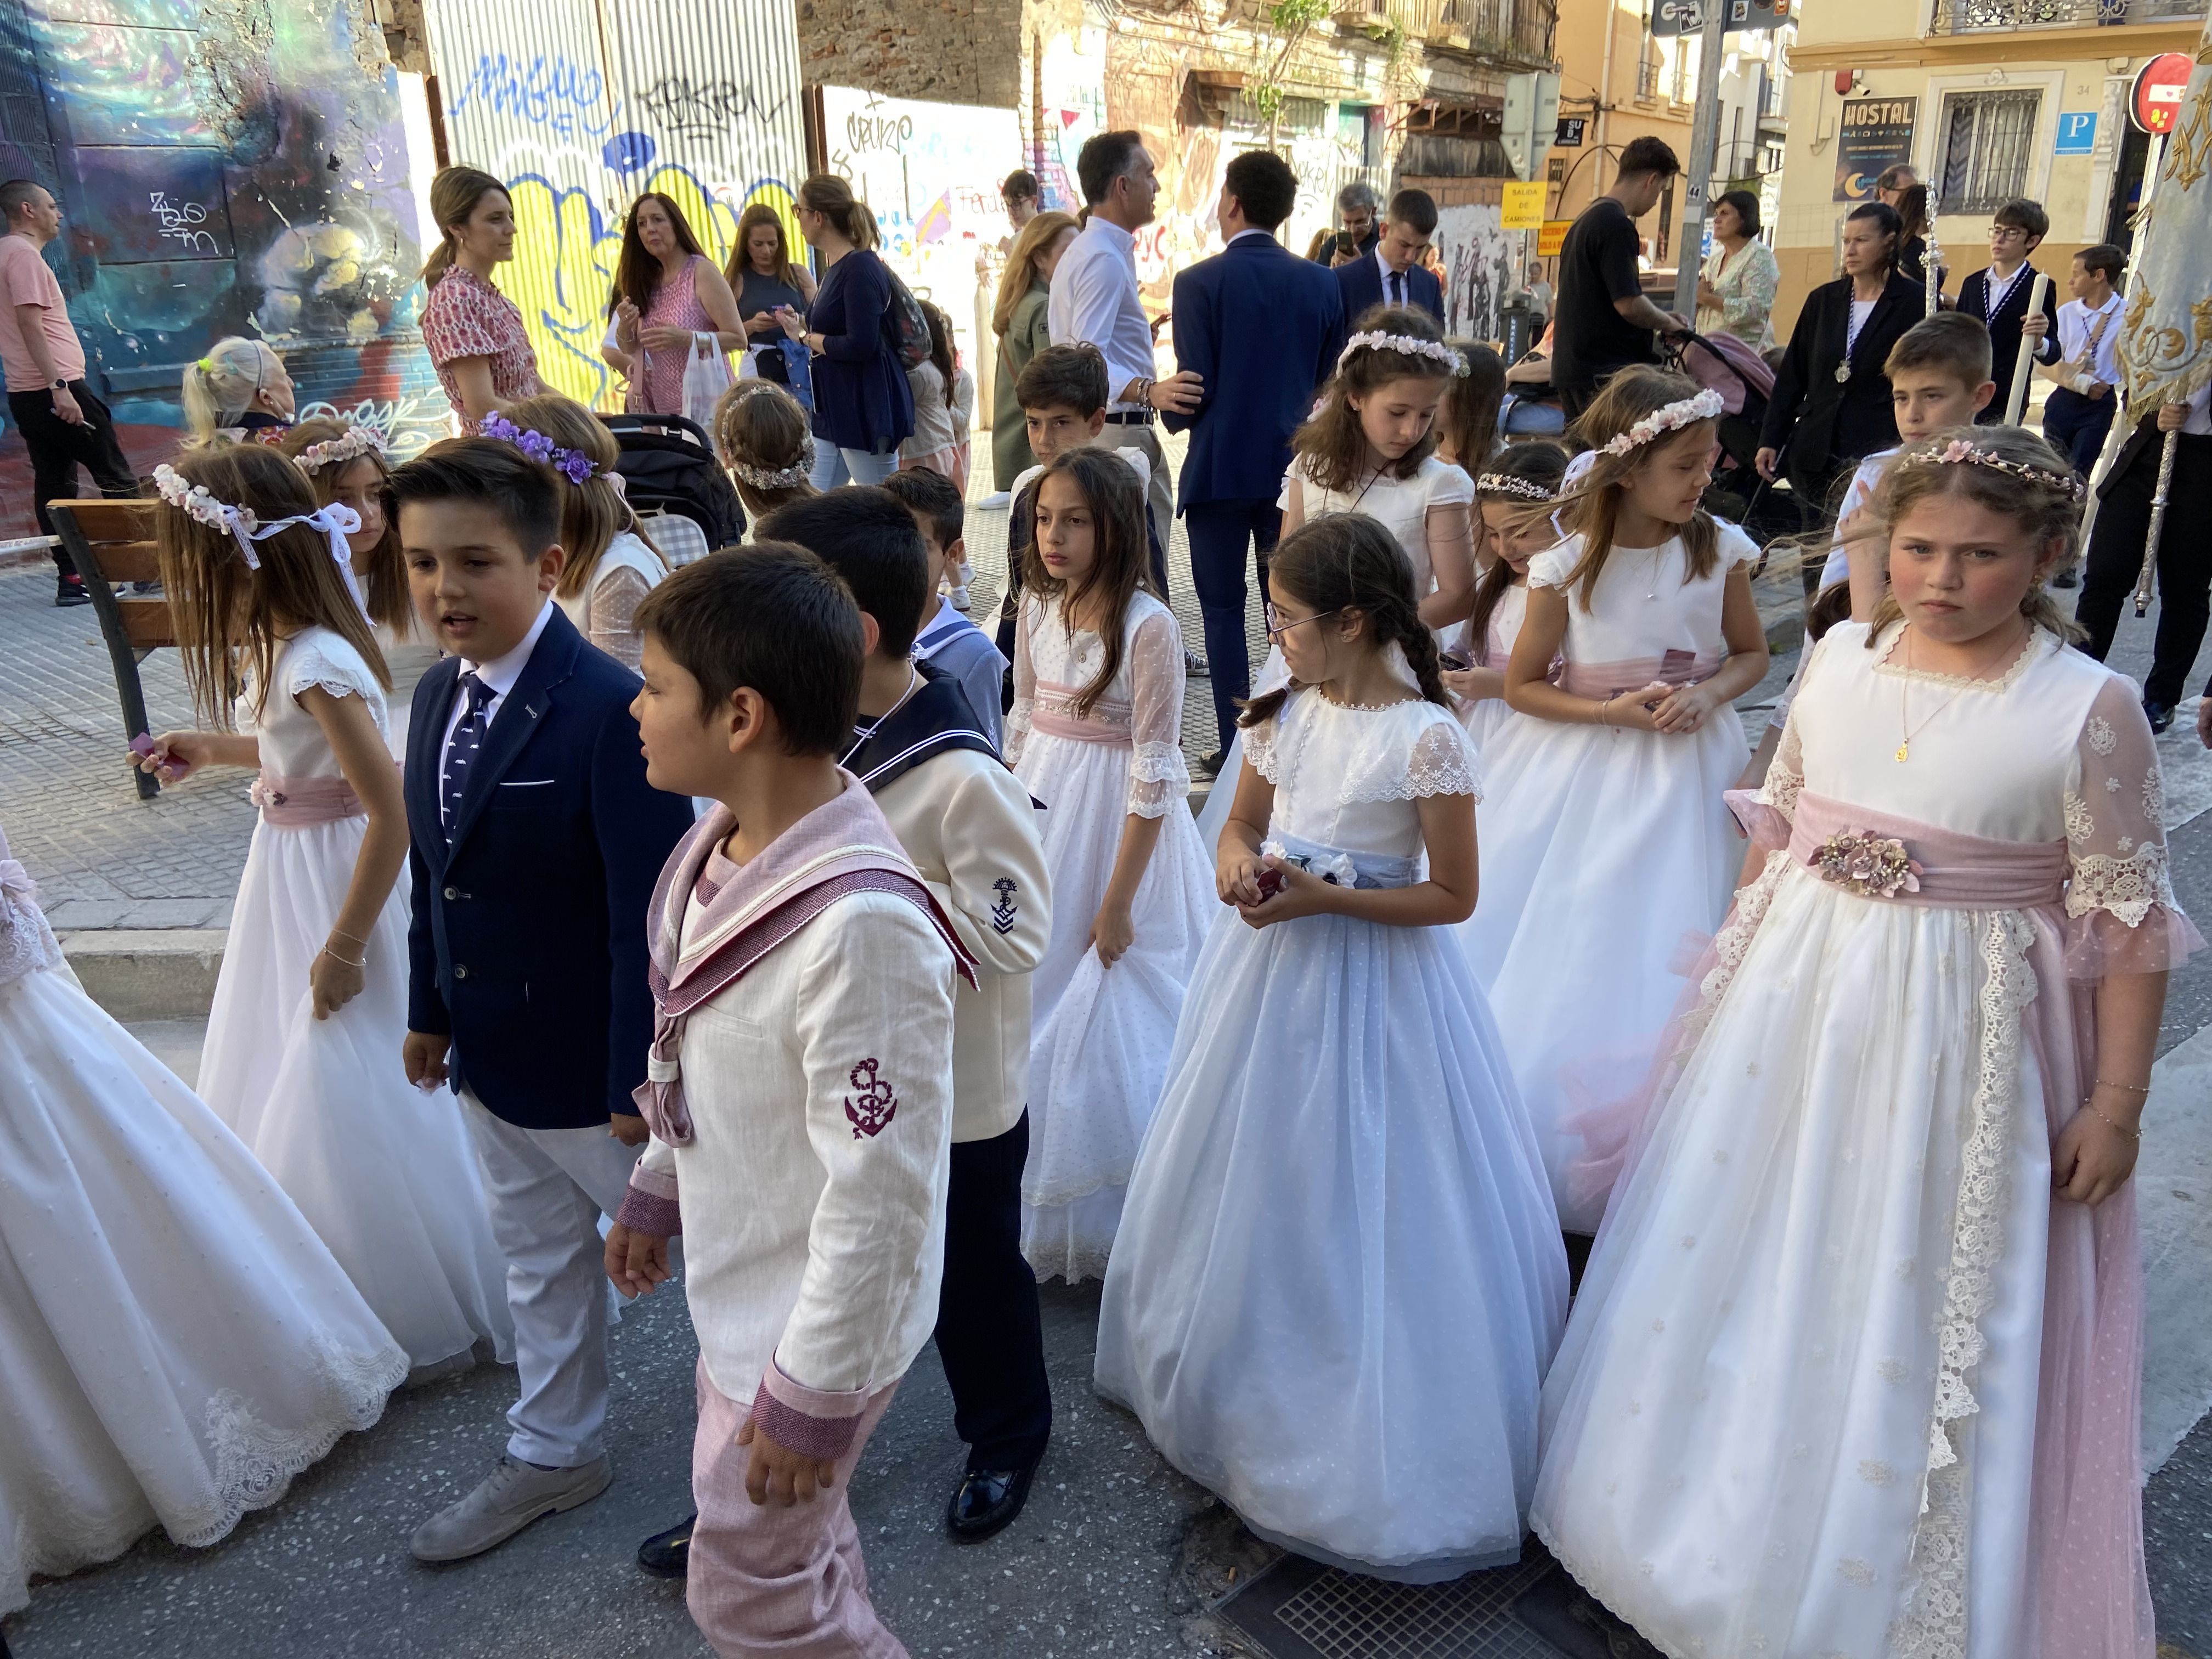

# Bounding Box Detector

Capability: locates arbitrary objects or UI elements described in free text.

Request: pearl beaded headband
[1476,473,1555,501]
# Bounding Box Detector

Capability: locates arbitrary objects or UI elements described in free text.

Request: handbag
[680,334,735,430]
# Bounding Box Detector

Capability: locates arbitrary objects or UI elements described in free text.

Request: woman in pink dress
[599,192,745,417]
[418,167,545,432]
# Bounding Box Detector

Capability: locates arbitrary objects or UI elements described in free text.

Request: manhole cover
[1214,1547,1571,1659]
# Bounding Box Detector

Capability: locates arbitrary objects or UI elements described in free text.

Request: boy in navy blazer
[1334,187,1446,333]
[1165,150,1345,761]
[391,438,695,1565]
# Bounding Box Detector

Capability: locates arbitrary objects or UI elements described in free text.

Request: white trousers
[461,1093,641,1469]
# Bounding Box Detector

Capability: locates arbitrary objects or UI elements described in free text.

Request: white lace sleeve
[1245,708,1283,783]
[1125,606,1192,819]
[2062,676,2201,977]
[284,631,381,703]
[1005,599,1036,766]
[1336,706,1483,803]
[1403,715,1482,801]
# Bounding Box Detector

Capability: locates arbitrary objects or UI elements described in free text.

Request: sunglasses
[1264,602,1341,641]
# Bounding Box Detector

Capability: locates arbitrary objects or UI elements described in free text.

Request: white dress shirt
[1046,217,1154,413]
[1375,242,1415,309]
[1227,228,1274,247]
[439,599,554,822]
[2057,292,2124,389]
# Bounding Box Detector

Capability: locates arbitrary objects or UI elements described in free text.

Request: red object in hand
[1255,866,1286,900]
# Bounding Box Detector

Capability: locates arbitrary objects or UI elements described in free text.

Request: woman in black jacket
[1756,202,1925,518]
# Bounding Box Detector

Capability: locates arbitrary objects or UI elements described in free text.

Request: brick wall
[795,0,1025,106]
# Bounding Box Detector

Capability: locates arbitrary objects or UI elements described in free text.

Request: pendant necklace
[1836,291,1876,384]
[1894,622,2028,763]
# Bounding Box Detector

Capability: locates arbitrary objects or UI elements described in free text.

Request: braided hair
[1238,512,1447,729]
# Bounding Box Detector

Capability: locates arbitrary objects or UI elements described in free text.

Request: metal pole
[2133,428,2180,617]
[1923,193,1941,317]
[1670,0,1731,322]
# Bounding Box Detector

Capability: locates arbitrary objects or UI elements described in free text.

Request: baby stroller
[599,413,746,556]
[1664,330,1791,540]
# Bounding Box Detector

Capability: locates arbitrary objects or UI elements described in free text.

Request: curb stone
[62,927,225,1022]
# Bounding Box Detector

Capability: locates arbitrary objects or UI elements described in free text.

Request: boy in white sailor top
[607,544,972,1658]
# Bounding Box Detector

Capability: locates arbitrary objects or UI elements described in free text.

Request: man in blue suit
[1334,187,1445,331]
[390,438,694,1566]
[1165,149,1345,764]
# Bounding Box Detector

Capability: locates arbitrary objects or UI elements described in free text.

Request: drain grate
[1215,1548,1571,1659]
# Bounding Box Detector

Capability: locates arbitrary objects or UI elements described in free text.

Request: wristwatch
[49,376,66,390]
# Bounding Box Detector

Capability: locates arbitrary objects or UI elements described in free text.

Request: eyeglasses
[1990,227,2032,242]
[1264,602,1341,641]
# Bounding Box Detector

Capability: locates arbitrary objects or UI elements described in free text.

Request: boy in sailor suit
[607,544,972,1658]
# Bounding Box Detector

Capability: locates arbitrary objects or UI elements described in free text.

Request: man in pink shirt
[3,179,138,606]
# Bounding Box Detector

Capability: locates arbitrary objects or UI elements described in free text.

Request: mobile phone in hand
[1440,650,1472,672]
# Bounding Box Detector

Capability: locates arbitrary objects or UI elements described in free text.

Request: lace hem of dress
[2065,841,2178,929]
[1337,751,1482,803]
[0,886,65,989]
[1756,764,1802,822]
[1888,910,2035,1659]
[1870,624,2052,693]
[1130,742,1192,786]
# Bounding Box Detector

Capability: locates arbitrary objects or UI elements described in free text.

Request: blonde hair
[1553,365,1721,611]
[182,337,285,448]
[712,381,818,520]
[278,418,406,631]
[499,393,664,601]
[994,210,1079,336]
[1862,425,2084,645]
[155,445,388,727]
[422,166,506,288]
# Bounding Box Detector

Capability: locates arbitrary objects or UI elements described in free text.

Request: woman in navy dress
[776,173,914,488]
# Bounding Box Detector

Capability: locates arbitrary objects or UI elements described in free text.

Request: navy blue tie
[441,672,495,843]
[1390,269,1403,307]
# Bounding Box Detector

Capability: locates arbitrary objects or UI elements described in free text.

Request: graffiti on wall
[1434,203,1519,346]
[427,0,811,410]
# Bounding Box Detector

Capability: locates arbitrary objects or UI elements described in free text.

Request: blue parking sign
[2056,112,2097,155]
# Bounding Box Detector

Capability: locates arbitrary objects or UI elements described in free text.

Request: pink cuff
[2064,904,2207,981]
[1724,787,1791,854]
[616,1163,682,1237]
[748,1356,870,1462]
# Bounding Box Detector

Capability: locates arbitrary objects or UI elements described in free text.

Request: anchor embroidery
[990,878,1019,935]
[844,1057,898,1139]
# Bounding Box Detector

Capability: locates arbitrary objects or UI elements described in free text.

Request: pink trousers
[687,1359,906,1658]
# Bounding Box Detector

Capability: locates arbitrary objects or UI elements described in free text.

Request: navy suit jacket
[403,606,695,1131]
[1163,235,1344,509]
[1335,250,1444,332]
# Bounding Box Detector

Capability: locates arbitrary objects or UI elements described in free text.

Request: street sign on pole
[1669,0,1730,321]
[1652,0,1788,35]
[1501,71,1564,180]
[2132,52,2193,134]
[1502,180,1545,230]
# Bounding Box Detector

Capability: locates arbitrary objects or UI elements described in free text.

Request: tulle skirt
[1017,732,1215,1283]
[0,962,407,1614]
[1458,709,1747,1231]
[1099,839,1568,1579]
[196,816,513,1368]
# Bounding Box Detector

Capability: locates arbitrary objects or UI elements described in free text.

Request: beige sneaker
[409,1454,612,1562]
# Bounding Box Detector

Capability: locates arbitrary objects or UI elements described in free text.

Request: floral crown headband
[151,463,362,576]
[292,424,387,474]
[1598,388,1725,459]
[1896,436,2083,499]
[730,435,817,492]
[1336,330,1468,378]
[480,412,601,486]
[1476,472,1555,501]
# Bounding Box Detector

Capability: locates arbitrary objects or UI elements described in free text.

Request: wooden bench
[47,499,169,800]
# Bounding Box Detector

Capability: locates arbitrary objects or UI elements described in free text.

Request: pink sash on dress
[250,772,363,825]
[1555,652,1720,701]
[1029,680,1133,747]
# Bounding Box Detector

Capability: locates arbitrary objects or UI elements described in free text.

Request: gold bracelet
[2093,1078,2149,1094]
[330,926,370,947]
[2087,1104,2143,1142]
[320,944,366,969]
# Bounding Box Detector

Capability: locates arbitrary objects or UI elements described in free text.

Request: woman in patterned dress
[600,191,744,417]
[419,167,545,432]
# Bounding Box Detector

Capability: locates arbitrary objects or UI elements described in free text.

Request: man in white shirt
[1046,130,1201,556]
[2042,242,2126,478]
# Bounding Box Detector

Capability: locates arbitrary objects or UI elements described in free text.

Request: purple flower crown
[479,412,601,486]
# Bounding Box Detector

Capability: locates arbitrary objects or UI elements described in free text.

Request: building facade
[1770,0,2203,339]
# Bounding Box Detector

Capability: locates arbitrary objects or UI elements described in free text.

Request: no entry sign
[2132,53,2193,135]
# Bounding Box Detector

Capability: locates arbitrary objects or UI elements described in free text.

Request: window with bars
[1936,89,2041,216]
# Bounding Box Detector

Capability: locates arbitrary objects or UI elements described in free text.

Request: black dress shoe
[636,1512,695,1578]
[945,1458,1040,1541]
[2146,701,2176,735]
[2052,567,2079,589]
[1196,748,1226,780]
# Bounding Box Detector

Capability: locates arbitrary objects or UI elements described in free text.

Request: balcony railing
[1932,0,2202,31]
[1432,0,1558,61]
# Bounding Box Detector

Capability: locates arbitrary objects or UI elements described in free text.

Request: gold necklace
[1894,622,2029,763]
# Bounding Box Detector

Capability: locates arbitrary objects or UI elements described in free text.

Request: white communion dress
[1098,690,1568,1582]
[1533,623,2192,1659]
[1452,579,1532,754]
[1009,589,1216,1282]
[194,628,513,1369]
[0,825,407,1616]
[1459,523,1758,1230]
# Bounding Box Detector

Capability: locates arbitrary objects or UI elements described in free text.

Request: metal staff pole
[2133,425,2181,617]
[1923,197,1941,317]
[2003,272,2051,426]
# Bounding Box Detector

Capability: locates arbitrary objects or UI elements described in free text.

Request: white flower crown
[1476,473,1555,501]
[1336,330,1468,377]
[152,463,363,578]
[292,424,387,475]
[730,434,817,492]
[1598,388,1725,459]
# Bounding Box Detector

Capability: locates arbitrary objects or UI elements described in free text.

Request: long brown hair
[1020,447,1156,718]
[156,445,390,726]
[1438,340,1505,471]
[1553,365,1720,611]
[607,192,707,319]
[1239,513,1448,728]
[1861,425,2084,646]
[1291,304,1459,492]
[920,300,956,407]
[993,210,1079,335]
[726,202,809,292]
[422,166,505,288]
[1465,441,1569,664]
[278,418,407,631]
[499,393,664,601]
[798,174,876,249]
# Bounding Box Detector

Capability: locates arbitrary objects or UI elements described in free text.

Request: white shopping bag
[680,333,735,429]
